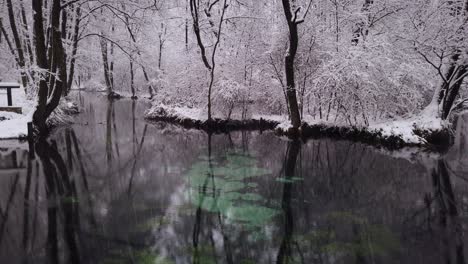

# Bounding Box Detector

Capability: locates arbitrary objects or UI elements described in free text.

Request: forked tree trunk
[33,0,68,132]
[32,0,51,132]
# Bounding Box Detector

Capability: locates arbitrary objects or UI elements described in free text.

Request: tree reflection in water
[0,96,467,264]
[277,140,301,264]
[36,134,85,264]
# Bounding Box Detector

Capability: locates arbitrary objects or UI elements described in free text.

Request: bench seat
[0,107,22,114]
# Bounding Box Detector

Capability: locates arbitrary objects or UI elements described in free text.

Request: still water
[0,92,467,264]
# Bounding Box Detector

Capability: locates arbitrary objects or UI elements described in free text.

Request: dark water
[1,92,467,264]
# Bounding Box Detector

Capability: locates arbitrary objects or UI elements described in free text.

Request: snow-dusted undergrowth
[145,103,450,147]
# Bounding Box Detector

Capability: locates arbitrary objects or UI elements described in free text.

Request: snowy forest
[1,1,468,264]
[0,0,467,136]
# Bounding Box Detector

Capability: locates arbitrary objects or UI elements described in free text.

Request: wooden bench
[0,82,22,114]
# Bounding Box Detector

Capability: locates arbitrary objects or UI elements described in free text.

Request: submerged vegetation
[187,150,277,228]
[0,95,467,263]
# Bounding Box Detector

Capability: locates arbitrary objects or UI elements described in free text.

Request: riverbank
[145,104,452,150]
[0,93,79,140]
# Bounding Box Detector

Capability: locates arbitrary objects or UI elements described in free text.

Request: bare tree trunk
[207,0,228,121]
[189,0,228,121]
[46,0,67,114]
[437,1,468,119]
[185,0,189,51]
[281,0,303,129]
[123,12,155,98]
[6,0,28,90]
[32,0,50,132]
[19,0,34,70]
[130,59,136,98]
[158,23,166,69]
[68,6,81,92]
[110,25,115,90]
[100,37,113,94]
[189,0,213,70]
[0,18,20,66]
[439,63,467,119]
[143,70,155,99]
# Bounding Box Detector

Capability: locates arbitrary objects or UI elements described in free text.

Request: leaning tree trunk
[0,18,20,66]
[439,62,467,119]
[281,0,302,129]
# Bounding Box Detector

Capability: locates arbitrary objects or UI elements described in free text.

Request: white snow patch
[276,120,293,132]
[145,104,208,121]
[0,113,33,139]
[369,114,446,144]
[0,87,35,139]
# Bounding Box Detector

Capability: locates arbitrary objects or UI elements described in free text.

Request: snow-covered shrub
[307,39,433,126]
[213,78,250,119]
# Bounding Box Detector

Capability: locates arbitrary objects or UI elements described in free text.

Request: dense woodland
[0,0,467,131]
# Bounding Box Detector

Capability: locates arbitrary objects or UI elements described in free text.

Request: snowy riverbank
[145,104,451,149]
[0,88,35,139]
[0,88,79,140]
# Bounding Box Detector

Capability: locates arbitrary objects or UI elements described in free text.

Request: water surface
[0,92,467,264]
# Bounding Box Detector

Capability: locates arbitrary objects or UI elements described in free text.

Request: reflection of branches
[22,155,34,253]
[128,125,149,195]
[36,139,81,264]
[402,159,465,264]
[445,162,468,183]
[70,129,98,227]
[0,173,20,246]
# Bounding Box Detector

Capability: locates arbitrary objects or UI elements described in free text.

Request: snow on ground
[252,114,287,123]
[145,104,208,121]
[145,103,448,145]
[369,113,446,144]
[0,87,35,139]
[146,104,292,126]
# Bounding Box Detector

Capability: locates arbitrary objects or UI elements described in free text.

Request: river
[0,92,467,264]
